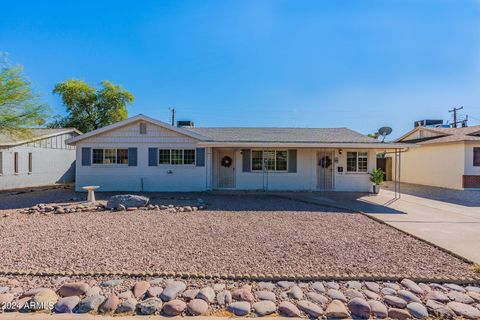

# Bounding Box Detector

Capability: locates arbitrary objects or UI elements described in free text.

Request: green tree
[368,132,380,139]
[49,79,134,132]
[0,60,49,136]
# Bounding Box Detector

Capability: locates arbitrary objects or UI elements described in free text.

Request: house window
[158,149,196,165]
[14,152,18,174]
[347,151,368,173]
[474,147,480,167]
[92,148,129,165]
[28,153,32,173]
[139,122,147,134]
[251,150,288,171]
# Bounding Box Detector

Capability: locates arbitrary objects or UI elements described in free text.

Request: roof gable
[397,125,480,145]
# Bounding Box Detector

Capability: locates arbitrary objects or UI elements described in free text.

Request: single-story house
[66,114,410,192]
[395,125,480,190]
[0,128,80,191]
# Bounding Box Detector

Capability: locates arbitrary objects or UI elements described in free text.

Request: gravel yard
[0,189,476,279]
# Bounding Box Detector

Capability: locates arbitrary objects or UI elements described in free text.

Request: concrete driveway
[286,182,480,263]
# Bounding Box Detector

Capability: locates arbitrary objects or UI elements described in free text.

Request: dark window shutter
[148,148,158,166]
[242,149,251,172]
[81,147,91,166]
[288,149,297,173]
[196,148,205,167]
[474,147,480,166]
[128,148,137,166]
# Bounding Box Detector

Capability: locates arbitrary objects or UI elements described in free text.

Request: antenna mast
[169,107,176,126]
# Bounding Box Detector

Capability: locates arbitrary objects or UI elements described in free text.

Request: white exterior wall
[393,142,465,190]
[0,134,76,190]
[75,122,211,192]
[231,148,374,192]
[464,142,480,176]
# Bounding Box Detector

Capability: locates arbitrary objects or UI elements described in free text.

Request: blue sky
[1,0,480,138]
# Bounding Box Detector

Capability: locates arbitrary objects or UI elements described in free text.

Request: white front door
[317,150,335,190]
[217,150,235,189]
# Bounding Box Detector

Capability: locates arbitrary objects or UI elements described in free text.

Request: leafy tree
[0,59,49,136]
[49,80,134,132]
[368,132,380,139]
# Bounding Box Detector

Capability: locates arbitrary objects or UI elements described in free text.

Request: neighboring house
[395,125,480,190]
[0,128,81,191]
[66,114,409,192]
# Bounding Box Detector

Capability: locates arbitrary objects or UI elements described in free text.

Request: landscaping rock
[407,302,429,319]
[363,289,381,300]
[326,281,340,290]
[365,282,380,293]
[162,299,186,316]
[346,281,362,290]
[277,281,295,289]
[368,300,388,318]
[468,291,480,302]
[107,194,149,209]
[118,290,133,299]
[426,299,456,319]
[213,283,225,292]
[216,290,232,306]
[384,282,401,290]
[77,294,105,313]
[466,286,480,293]
[253,300,276,316]
[116,298,137,313]
[347,297,371,319]
[381,287,397,296]
[0,287,9,294]
[278,301,302,317]
[138,297,162,315]
[325,300,350,319]
[183,289,200,301]
[146,286,163,298]
[258,282,275,291]
[448,290,475,304]
[85,286,102,297]
[30,288,58,311]
[398,289,421,303]
[345,289,365,299]
[101,279,123,287]
[297,300,324,318]
[161,281,186,301]
[232,287,255,302]
[256,290,276,301]
[401,279,424,294]
[99,294,120,314]
[327,289,347,302]
[388,307,411,320]
[306,291,329,306]
[287,286,303,300]
[58,282,90,297]
[132,281,150,299]
[447,301,480,319]
[444,283,466,292]
[312,281,326,293]
[188,299,209,315]
[197,286,215,303]
[54,296,80,313]
[425,290,450,303]
[384,295,407,308]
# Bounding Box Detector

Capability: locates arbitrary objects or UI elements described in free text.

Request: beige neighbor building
[395,125,480,190]
[0,128,81,191]
[66,114,411,193]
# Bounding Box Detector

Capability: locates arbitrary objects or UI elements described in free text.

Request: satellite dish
[378,126,393,142]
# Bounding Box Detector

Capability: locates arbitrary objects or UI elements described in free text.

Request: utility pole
[449,106,463,128]
[169,107,176,126]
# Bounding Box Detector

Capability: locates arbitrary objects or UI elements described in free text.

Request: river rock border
[1,277,480,319]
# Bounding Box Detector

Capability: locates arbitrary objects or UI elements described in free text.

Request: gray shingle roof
[0,128,78,146]
[399,125,480,145]
[185,127,378,143]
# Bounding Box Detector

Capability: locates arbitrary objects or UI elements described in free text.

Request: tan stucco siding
[394,142,465,189]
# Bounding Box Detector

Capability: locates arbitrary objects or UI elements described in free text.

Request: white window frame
[251,149,288,172]
[92,148,129,166]
[158,149,196,166]
[346,151,368,173]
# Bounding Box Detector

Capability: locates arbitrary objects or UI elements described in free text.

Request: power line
[449,106,464,128]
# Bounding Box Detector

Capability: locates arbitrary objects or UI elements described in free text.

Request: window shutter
[242,149,251,172]
[196,148,205,167]
[288,149,297,173]
[81,147,91,166]
[148,148,158,166]
[474,147,480,166]
[128,148,137,166]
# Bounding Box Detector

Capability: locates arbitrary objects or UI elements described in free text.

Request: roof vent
[177,120,194,128]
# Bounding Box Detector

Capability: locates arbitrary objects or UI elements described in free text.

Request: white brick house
[66,114,409,192]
